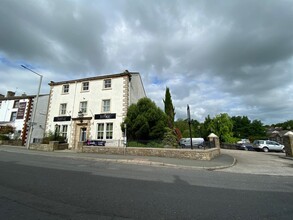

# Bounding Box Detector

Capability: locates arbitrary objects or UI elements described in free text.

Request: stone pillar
[75,141,84,153]
[214,137,220,149]
[283,134,293,157]
[208,133,220,148]
[49,141,59,151]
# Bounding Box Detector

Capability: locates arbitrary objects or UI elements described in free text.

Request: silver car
[253,140,285,153]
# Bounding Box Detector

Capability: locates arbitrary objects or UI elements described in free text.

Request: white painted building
[0,91,49,145]
[45,71,146,149]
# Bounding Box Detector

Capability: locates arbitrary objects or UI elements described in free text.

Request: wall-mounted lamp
[78,111,84,123]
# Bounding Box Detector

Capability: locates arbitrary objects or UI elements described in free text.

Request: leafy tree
[231,116,251,138]
[272,120,293,130]
[210,113,234,143]
[201,115,213,138]
[249,119,266,139]
[191,119,201,137]
[122,97,167,140]
[175,119,201,138]
[163,87,175,129]
[174,119,189,136]
[0,125,15,134]
[0,125,15,141]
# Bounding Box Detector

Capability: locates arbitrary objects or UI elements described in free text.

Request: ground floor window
[97,123,113,139]
[61,125,68,139]
[97,123,104,139]
[54,124,68,141]
[106,123,113,139]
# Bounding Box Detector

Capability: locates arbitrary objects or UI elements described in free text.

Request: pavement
[0,145,236,170]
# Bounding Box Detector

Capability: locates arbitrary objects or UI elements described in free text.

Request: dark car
[86,140,106,146]
[236,143,254,151]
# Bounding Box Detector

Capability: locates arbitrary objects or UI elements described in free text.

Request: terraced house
[45,71,146,149]
[0,91,49,145]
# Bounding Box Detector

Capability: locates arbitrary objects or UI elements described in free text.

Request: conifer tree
[163,87,175,129]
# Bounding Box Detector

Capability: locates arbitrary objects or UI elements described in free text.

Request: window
[104,79,111,89]
[10,112,17,122]
[59,103,67,115]
[106,123,113,139]
[55,125,60,134]
[82,82,89,91]
[96,123,113,139]
[80,101,87,113]
[80,127,87,142]
[97,123,104,139]
[102,99,110,112]
[63,84,69,93]
[61,125,68,139]
[13,100,19,108]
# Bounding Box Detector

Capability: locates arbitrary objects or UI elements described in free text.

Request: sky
[0,0,293,125]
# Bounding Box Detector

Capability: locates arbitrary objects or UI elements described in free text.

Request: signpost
[187,105,193,149]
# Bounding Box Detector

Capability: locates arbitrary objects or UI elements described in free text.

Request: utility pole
[187,105,193,149]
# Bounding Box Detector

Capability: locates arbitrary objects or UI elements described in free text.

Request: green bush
[42,130,66,144]
[0,134,10,140]
[162,127,179,148]
[127,140,163,148]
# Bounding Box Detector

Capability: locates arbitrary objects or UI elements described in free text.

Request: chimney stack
[6,91,15,97]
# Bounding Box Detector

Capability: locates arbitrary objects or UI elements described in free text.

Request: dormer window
[103,79,111,89]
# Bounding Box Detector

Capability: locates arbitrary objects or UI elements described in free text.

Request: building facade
[45,71,146,149]
[0,91,49,145]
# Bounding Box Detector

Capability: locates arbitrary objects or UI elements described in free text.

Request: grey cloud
[0,0,106,74]
[0,0,293,124]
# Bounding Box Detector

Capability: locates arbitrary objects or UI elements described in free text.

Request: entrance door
[80,127,87,142]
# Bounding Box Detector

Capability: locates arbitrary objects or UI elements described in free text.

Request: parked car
[252,140,285,153]
[179,138,204,148]
[236,143,254,151]
[237,139,250,144]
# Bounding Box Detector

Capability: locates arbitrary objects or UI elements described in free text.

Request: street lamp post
[21,65,43,149]
[187,105,193,149]
[124,123,127,147]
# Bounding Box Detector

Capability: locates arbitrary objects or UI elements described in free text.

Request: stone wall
[83,146,221,160]
[29,141,68,151]
[0,140,23,146]
[220,143,238,150]
[283,134,293,157]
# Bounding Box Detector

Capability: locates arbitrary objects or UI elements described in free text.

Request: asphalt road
[1,150,293,219]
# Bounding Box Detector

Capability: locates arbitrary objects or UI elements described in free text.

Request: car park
[252,140,285,153]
